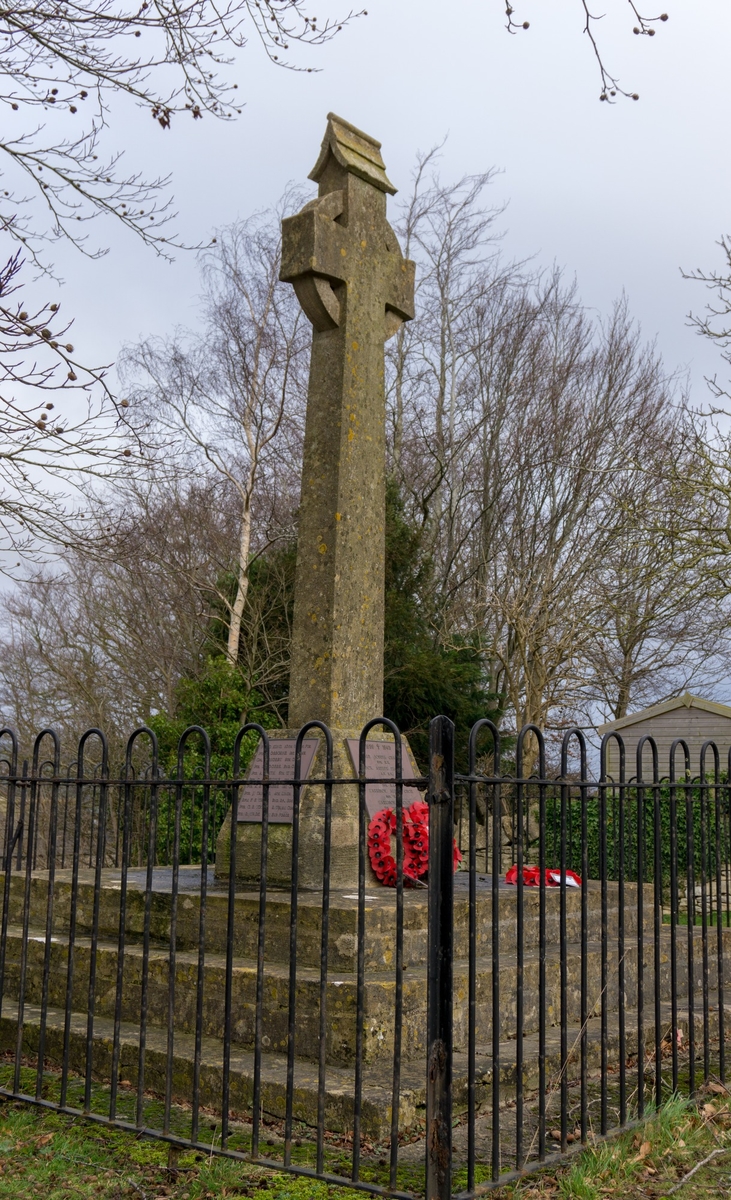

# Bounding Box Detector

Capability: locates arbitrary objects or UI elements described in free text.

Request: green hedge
[544,783,731,889]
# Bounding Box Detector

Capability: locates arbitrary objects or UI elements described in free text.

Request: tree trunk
[226,492,253,666]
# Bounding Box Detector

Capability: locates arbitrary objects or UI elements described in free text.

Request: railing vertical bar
[426,715,454,1200]
[163,771,183,1136]
[467,768,477,1193]
[284,732,304,1167]
[653,775,663,1110]
[36,739,60,1102]
[191,736,211,1145]
[491,761,501,1184]
[515,758,524,1167]
[617,758,627,1127]
[559,774,568,1151]
[699,758,711,1083]
[250,731,269,1159]
[686,776,696,1096]
[636,766,645,1120]
[13,763,33,1096]
[600,771,608,1135]
[352,733,368,1183]
[538,766,546,1161]
[61,755,84,1109]
[717,756,726,1085]
[222,775,239,1151]
[136,770,159,1128]
[110,762,134,1122]
[84,756,109,1114]
[317,730,334,1178]
[669,749,680,1095]
[389,730,404,1191]
[580,768,588,1141]
[0,740,18,1036]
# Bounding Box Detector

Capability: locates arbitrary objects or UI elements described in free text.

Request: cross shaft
[281,114,415,729]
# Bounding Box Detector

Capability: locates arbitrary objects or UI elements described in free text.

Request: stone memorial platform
[2,864,729,1141]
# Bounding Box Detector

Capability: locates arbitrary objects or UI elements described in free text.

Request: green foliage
[146,656,276,864]
[383,479,503,771]
[148,655,274,779]
[145,479,504,822]
[544,782,731,888]
[207,542,297,723]
[242,539,298,720]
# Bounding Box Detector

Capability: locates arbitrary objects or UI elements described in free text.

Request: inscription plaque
[345,740,423,818]
[236,739,319,823]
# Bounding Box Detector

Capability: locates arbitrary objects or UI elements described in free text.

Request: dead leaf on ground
[35,1133,54,1147]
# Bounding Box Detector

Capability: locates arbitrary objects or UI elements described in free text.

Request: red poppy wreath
[368,799,462,886]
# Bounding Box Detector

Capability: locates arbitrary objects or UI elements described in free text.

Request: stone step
[2,993,727,1145]
[0,868,660,972]
[3,919,727,1065]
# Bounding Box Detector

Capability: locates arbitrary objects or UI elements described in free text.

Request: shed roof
[597,692,731,736]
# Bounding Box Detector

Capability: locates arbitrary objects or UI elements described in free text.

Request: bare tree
[387,155,517,597]
[122,202,308,665]
[579,429,729,721]
[0,0,355,564]
[0,250,136,564]
[388,158,717,737]
[0,477,240,748]
[502,2,670,101]
[685,236,731,406]
[1,0,358,268]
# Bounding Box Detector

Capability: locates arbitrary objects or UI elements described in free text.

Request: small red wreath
[368,799,462,886]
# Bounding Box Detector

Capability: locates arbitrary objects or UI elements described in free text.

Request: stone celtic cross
[281,114,415,730]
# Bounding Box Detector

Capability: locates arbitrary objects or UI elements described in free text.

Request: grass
[0,1095,365,1199]
[662,910,731,926]
[491,1089,731,1200]
[2,1075,731,1198]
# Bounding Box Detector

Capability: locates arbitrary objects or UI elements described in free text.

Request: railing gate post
[427,715,455,1200]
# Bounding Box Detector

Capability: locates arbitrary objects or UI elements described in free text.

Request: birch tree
[122,203,308,665]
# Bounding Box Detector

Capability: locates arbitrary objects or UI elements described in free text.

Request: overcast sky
[42,0,731,403]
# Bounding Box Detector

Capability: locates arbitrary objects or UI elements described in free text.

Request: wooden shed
[597,692,731,781]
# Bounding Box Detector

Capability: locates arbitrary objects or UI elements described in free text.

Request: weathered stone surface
[3,871,730,1136]
[216,725,423,889]
[213,116,417,889]
[281,114,415,730]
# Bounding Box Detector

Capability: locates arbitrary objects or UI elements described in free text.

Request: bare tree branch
[503,1,670,102]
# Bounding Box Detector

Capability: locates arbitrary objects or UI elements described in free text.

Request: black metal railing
[0,719,729,1199]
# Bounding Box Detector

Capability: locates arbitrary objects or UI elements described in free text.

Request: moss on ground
[0,1096,364,1198]
[3,1080,731,1198]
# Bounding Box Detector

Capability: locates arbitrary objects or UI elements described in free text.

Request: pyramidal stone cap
[309,112,397,195]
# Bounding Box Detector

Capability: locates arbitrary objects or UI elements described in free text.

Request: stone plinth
[215,727,423,890]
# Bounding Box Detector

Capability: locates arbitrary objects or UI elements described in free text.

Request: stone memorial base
[214,727,423,890]
[0,865,700,1144]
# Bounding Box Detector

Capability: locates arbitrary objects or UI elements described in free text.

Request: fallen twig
[665,1147,729,1193]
